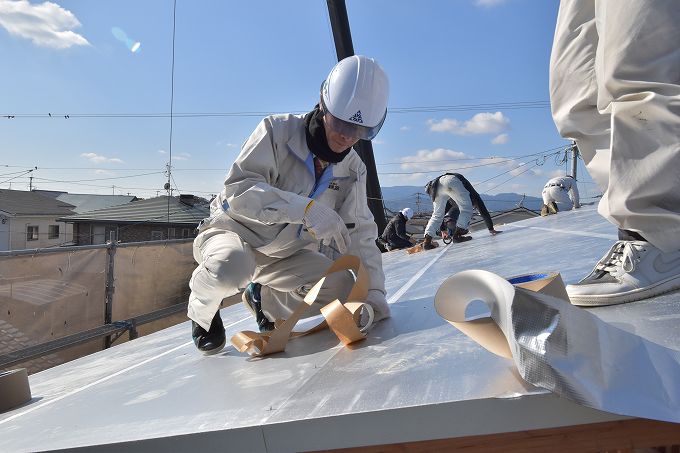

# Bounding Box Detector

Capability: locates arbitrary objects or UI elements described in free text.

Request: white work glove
[303,200,350,254]
[365,289,391,322]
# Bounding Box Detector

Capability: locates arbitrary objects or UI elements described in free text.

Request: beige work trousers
[550,0,680,251]
[542,186,574,212]
[187,228,353,331]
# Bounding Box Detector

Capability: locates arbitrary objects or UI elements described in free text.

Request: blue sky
[0,0,601,203]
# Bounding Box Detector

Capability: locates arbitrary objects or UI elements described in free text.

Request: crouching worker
[380,208,414,250]
[541,175,580,216]
[439,201,472,244]
[422,173,501,250]
[187,56,391,355]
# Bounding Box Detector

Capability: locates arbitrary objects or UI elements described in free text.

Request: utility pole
[29,176,33,191]
[571,141,578,180]
[326,0,387,234]
[415,192,422,215]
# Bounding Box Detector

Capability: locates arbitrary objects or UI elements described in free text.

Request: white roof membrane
[1,206,678,452]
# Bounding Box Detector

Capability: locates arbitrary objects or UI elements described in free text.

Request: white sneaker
[567,240,680,306]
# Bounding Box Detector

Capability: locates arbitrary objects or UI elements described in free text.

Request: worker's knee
[201,249,254,289]
[322,269,355,302]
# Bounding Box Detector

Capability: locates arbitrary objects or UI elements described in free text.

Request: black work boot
[242,283,275,333]
[192,312,226,355]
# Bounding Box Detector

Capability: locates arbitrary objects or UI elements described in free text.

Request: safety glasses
[320,99,386,141]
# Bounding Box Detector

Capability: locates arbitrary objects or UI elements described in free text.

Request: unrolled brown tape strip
[0,368,31,413]
[435,272,567,359]
[231,255,372,357]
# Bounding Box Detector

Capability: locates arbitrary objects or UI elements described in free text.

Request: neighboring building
[33,190,138,214]
[59,195,210,245]
[0,189,76,251]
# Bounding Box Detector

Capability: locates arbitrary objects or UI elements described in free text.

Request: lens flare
[111,27,141,53]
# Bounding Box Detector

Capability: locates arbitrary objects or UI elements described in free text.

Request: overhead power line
[1,100,551,120]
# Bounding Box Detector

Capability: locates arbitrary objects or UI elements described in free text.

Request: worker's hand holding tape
[303,200,350,254]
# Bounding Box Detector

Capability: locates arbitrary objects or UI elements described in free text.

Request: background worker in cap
[380,207,414,251]
[422,173,501,250]
[550,0,680,305]
[541,174,580,216]
[188,55,391,354]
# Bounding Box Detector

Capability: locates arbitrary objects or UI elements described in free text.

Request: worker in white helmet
[188,55,391,354]
[380,207,414,251]
[540,175,580,216]
[550,0,680,306]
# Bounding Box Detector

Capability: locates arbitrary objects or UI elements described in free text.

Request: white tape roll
[0,368,32,413]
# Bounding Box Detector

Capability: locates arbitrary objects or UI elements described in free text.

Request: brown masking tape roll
[0,368,31,413]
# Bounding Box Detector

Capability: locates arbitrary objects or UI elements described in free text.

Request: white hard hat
[400,207,413,219]
[321,55,389,140]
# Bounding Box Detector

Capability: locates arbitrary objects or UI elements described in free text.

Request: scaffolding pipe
[325,0,388,234]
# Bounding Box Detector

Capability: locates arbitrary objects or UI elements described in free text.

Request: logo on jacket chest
[328,181,340,191]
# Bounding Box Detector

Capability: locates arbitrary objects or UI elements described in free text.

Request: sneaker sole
[200,337,227,356]
[568,276,680,306]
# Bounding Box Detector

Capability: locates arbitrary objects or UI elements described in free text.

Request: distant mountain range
[380,185,543,214]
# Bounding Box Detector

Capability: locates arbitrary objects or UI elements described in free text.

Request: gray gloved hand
[365,289,391,322]
[303,200,350,254]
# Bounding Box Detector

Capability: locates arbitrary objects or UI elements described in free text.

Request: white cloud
[173,152,191,161]
[0,0,90,49]
[399,148,471,172]
[372,139,385,145]
[474,0,508,7]
[428,112,510,136]
[157,149,166,154]
[399,126,411,131]
[491,133,509,145]
[94,169,113,175]
[216,139,238,148]
[80,152,123,164]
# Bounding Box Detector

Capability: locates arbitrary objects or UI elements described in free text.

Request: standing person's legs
[253,249,354,322]
[550,0,611,190]
[564,0,680,306]
[594,0,680,251]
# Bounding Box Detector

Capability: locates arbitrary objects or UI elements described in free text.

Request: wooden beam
[320,419,680,453]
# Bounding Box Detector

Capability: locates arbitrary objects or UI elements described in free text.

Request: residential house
[33,190,138,213]
[59,195,210,245]
[0,189,76,251]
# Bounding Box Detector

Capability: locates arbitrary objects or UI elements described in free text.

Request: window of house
[48,225,60,239]
[27,225,39,241]
[182,228,192,238]
[151,230,163,241]
[168,228,176,239]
